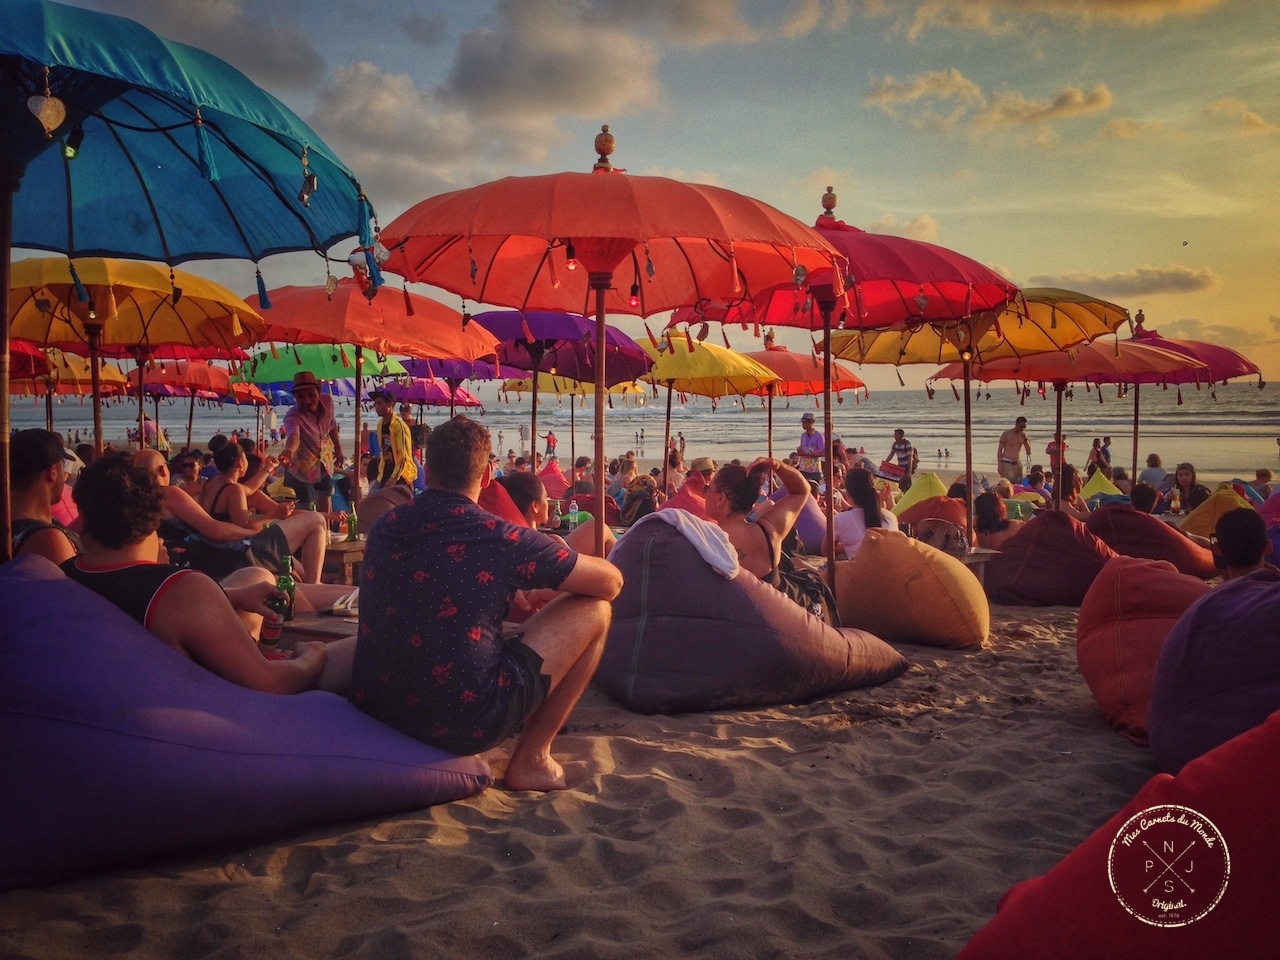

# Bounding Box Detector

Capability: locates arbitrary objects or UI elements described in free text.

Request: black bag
[767,553,841,627]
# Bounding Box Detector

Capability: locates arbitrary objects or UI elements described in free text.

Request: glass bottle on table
[549,500,562,530]
[345,501,359,541]
[567,499,579,532]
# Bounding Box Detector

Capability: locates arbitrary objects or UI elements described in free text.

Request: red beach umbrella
[381,126,840,555]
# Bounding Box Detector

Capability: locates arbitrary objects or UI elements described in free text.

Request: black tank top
[61,559,199,629]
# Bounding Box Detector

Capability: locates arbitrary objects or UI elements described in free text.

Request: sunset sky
[63,0,1280,390]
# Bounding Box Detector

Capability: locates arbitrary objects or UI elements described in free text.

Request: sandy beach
[0,603,1155,959]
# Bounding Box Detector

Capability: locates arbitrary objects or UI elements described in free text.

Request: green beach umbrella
[235,344,405,388]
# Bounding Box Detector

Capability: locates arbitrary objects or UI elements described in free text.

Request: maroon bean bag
[1076,557,1211,745]
[1148,569,1280,774]
[599,520,908,713]
[1085,505,1218,579]
[985,510,1117,606]
[0,555,492,890]
[957,709,1280,959]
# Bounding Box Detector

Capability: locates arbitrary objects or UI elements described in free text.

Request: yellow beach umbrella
[500,376,646,464]
[10,257,264,451]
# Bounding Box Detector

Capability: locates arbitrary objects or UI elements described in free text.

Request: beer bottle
[345,500,360,541]
[260,593,288,653]
[276,556,297,621]
[550,500,562,530]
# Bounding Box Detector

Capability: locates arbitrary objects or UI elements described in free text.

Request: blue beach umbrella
[1,0,375,556]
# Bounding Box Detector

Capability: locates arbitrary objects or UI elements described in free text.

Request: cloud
[879,1,1228,41]
[865,214,939,242]
[1204,98,1277,134]
[973,84,1113,129]
[1028,265,1221,298]
[1149,317,1269,349]
[401,12,449,48]
[591,0,853,44]
[1098,117,1163,140]
[81,0,327,91]
[864,69,984,115]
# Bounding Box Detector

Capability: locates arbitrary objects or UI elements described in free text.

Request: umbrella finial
[820,185,837,219]
[592,125,615,172]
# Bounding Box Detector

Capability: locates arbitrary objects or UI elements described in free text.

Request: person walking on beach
[350,416,622,792]
[368,388,418,491]
[796,412,825,482]
[995,417,1030,481]
[996,417,1031,482]
[886,428,918,481]
[540,430,557,458]
[279,372,346,511]
[1045,432,1068,474]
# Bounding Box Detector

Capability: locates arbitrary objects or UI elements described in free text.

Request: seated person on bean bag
[1076,556,1211,745]
[1148,509,1280,774]
[985,510,1117,606]
[537,456,571,500]
[496,472,614,557]
[64,451,352,695]
[659,456,714,521]
[601,512,908,713]
[1084,483,1218,579]
[822,467,899,560]
[566,478,623,526]
[973,491,1025,550]
[835,528,989,649]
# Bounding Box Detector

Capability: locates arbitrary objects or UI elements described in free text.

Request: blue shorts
[441,637,549,755]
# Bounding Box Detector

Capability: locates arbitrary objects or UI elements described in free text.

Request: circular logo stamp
[1108,803,1230,927]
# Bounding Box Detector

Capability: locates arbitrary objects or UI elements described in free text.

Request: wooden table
[280,612,359,646]
[323,537,366,585]
[963,547,1000,586]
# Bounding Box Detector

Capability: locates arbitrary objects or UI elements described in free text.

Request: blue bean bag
[0,555,492,890]
[1148,569,1280,774]
[599,518,909,713]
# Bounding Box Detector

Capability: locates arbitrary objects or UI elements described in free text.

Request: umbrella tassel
[68,262,89,303]
[644,322,659,350]
[1177,386,1183,405]
[255,270,272,310]
[952,383,960,402]
[402,285,415,316]
[896,368,905,387]
[521,316,536,343]
[269,343,280,360]
[547,246,560,289]
[729,244,741,294]
[358,194,375,247]
[684,330,695,353]
[363,249,385,292]
[721,328,730,349]
[194,110,220,182]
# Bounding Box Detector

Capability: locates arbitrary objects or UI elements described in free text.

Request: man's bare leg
[504,594,611,792]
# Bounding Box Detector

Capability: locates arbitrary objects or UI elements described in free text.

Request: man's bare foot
[502,754,567,792]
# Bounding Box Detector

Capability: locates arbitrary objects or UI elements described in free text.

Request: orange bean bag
[834,528,989,648]
[985,511,1117,606]
[897,495,968,530]
[1076,556,1212,745]
[1085,505,1218,579]
[958,709,1280,959]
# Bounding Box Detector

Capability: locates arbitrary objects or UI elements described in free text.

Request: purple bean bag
[599,520,908,713]
[770,485,827,554]
[0,555,492,890]
[985,510,1118,606]
[1148,569,1280,774]
[1085,504,1218,579]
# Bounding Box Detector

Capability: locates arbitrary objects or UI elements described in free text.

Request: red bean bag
[897,495,968,530]
[1085,505,1219,579]
[600,520,908,713]
[0,555,492,890]
[984,511,1117,606]
[957,709,1280,959]
[477,479,530,527]
[1148,569,1280,774]
[1076,557,1212,745]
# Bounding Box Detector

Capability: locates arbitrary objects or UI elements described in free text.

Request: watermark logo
[1107,803,1230,927]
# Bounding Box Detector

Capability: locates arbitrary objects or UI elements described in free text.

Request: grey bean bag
[599,519,909,714]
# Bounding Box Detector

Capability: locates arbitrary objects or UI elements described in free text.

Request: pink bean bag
[958,709,1280,959]
[1148,569,1280,774]
[0,555,492,890]
[1085,505,1219,579]
[985,511,1117,606]
[1076,557,1212,745]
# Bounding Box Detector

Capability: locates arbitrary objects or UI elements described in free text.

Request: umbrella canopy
[234,343,406,387]
[743,343,866,397]
[384,378,483,409]
[1,0,372,559]
[1132,314,1263,387]
[500,376,648,399]
[10,347,128,394]
[10,256,263,450]
[382,126,839,555]
[250,277,498,363]
[932,340,1209,508]
[10,339,47,379]
[400,357,502,382]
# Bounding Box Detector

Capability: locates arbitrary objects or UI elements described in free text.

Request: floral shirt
[350,488,577,751]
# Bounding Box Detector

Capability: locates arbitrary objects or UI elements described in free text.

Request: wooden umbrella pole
[767,386,774,464]
[963,356,973,545]
[186,392,196,452]
[820,304,837,596]
[1054,382,1064,511]
[45,391,54,432]
[353,347,364,505]
[135,348,147,449]
[590,273,610,559]
[1130,383,1140,485]
[662,382,674,497]
[88,324,104,455]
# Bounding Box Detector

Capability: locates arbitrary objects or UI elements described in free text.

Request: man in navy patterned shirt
[351,416,622,792]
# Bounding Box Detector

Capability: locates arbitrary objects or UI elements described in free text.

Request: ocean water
[13,379,1276,486]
